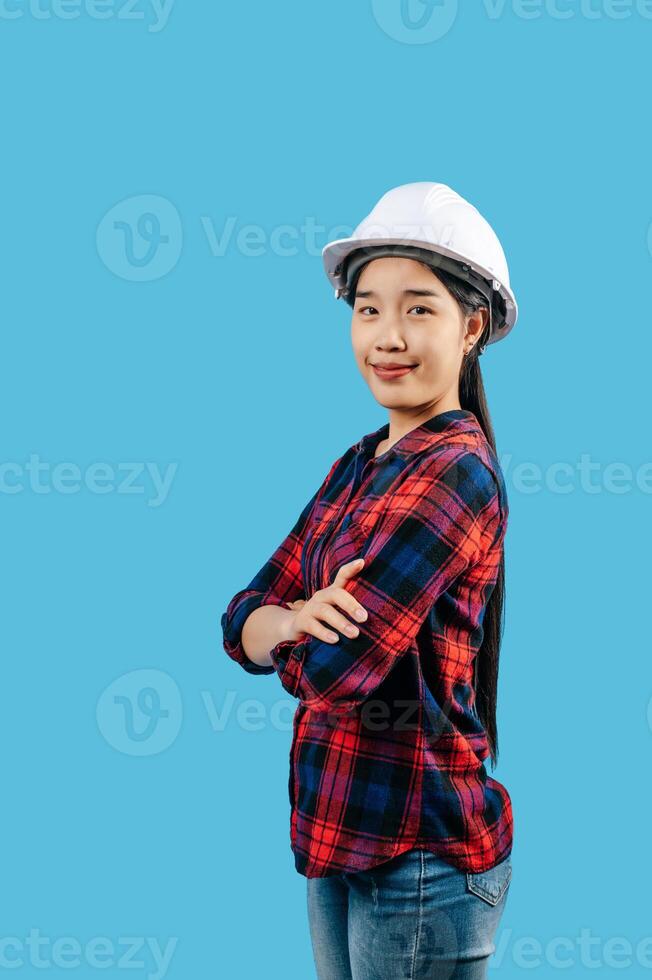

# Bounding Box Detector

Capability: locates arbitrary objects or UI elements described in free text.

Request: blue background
[2,1,651,977]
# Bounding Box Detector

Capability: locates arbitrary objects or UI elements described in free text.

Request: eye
[357,306,378,316]
[408,305,432,316]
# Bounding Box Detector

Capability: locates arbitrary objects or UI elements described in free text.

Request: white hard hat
[322,182,518,350]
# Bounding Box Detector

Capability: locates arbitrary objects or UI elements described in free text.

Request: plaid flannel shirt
[221,409,513,878]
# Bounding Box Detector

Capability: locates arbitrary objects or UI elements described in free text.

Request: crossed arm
[221,448,503,710]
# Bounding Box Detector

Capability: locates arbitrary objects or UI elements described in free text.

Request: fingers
[286,598,307,610]
[302,582,368,644]
[301,612,345,645]
[294,560,368,645]
[328,585,367,625]
[308,600,364,642]
[332,557,365,586]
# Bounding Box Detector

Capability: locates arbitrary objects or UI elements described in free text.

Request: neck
[380,398,462,454]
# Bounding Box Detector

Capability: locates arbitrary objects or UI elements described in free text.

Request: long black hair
[424,264,506,770]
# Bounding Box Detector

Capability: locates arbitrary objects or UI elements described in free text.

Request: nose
[372,317,407,350]
[375,330,407,351]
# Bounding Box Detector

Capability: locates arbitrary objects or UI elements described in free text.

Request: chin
[369,391,412,410]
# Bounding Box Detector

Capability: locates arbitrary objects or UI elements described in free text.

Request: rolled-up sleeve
[221,457,341,675]
[266,449,505,708]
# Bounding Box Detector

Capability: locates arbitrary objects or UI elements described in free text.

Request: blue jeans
[306,848,512,979]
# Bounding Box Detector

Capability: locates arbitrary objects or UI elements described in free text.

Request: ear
[464,307,488,345]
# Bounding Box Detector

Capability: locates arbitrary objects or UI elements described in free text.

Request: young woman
[222,182,518,979]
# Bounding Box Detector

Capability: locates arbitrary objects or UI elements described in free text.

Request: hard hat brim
[322,236,518,344]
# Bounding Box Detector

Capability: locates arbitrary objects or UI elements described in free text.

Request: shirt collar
[355,409,480,461]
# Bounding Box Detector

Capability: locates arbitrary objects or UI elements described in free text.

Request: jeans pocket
[465,854,512,906]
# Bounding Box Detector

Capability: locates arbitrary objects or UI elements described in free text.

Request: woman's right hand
[284,558,368,644]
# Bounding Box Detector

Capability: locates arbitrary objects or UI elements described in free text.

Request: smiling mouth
[370,363,417,378]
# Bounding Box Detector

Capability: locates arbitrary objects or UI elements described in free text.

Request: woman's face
[350,256,485,411]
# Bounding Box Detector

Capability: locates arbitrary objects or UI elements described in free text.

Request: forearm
[241,603,295,668]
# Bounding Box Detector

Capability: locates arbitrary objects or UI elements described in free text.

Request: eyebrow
[354,288,442,299]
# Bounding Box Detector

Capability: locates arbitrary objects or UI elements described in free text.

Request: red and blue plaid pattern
[221,409,513,877]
